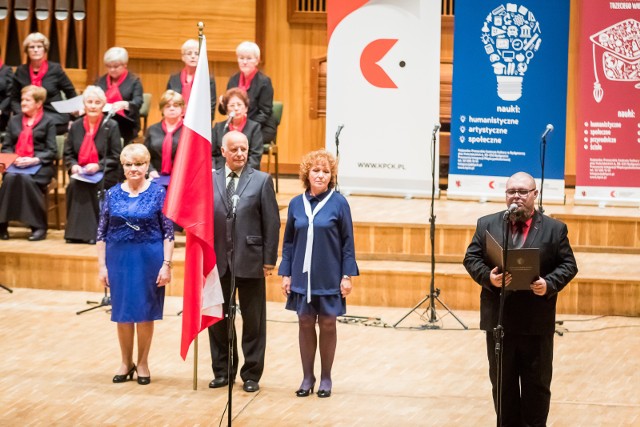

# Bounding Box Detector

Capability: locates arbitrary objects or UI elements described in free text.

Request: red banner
[575,0,640,205]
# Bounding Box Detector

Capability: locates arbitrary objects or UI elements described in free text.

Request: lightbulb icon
[481,3,542,101]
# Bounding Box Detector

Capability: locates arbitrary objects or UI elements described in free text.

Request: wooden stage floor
[1,288,639,426]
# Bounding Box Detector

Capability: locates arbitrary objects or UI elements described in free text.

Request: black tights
[298,314,337,391]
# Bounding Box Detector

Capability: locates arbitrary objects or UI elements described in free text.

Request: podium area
[0,178,639,316]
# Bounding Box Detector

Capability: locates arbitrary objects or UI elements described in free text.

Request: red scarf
[180,68,194,106]
[229,115,247,132]
[29,60,49,87]
[78,116,100,166]
[15,109,44,157]
[105,70,128,116]
[238,69,258,92]
[160,119,183,174]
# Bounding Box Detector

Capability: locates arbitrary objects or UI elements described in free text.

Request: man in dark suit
[463,171,578,427]
[207,131,280,393]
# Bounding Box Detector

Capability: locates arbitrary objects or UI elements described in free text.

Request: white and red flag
[163,35,223,360]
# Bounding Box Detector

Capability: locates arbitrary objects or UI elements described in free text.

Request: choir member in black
[0,85,57,241]
[166,39,216,119]
[144,90,184,181]
[95,47,144,145]
[63,86,122,244]
[212,88,263,171]
[219,41,276,143]
[0,56,13,132]
[10,32,77,135]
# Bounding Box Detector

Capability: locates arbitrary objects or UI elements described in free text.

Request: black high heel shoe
[137,375,151,385]
[113,365,136,383]
[317,389,332,398]
[295,384,315,397]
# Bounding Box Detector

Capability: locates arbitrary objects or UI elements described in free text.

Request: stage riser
[2,253,638,316]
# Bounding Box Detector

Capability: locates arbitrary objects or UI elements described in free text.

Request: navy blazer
[213,166,280,279]
[463,210,578,335]
[10,62,77,126]
[95,72,144,143]
[64,116,123,188]
[211,119,263,171]
[143,121,183,174]
[166,72,217,120]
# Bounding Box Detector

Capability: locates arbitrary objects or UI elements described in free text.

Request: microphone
[223,112,236,131]
[432,123,441,134]
[504,203,518,219]
[541,123,554,139]
[335,123,344,139]
[102,107,117,126]
[231,194,240,215]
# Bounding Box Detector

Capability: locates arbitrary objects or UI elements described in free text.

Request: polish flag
[163,35,223,360]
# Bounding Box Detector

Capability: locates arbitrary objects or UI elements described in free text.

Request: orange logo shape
[360,39,398,88]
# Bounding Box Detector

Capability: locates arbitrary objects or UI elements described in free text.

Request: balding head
[221,131,249,172]
[505,171,538,221]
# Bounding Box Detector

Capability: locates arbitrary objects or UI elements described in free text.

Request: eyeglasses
[123,162,147,168]
[505,188,536,197]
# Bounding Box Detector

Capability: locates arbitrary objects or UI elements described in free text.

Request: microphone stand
[77,114,113,315]
[334,125,343,193]
[0,283,13,293]
[494,210,513,426]
[538,131,548,215]
[393,126,467,329]
[225,203,239,426]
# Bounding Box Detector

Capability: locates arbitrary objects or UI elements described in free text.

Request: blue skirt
[285,291,346,317]
[106,240,165,323]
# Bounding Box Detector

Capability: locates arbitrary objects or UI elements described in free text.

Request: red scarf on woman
[15,109,45,157]
[105,70,128,116]
[238,69,258,92]
[29,61,49,87]
[160,119,183,174]
[180,68,193,106]
[77,116,100,166]
[229,115,247,132]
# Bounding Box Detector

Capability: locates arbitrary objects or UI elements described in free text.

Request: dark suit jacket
[63,116,123,188]
[211,119,263,171]
[213,166,280,279]
[143,121,183,174]
[10,62,77,126]
[463,210,578,335]
[166,72,217,120]
[95,72,143,143]
[3,113,57,183]
[0,64,13,130]
[220,71,277,139]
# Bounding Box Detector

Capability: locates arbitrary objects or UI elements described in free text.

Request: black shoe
[209,377,229,388]
[295,385,315,397]
[28,228,46,241]
[87,239,96,245]
[317,389,332,398]
[137,376,151,385]
[0,230,8,240]
[113,365,136,383]
[243,380,260,392]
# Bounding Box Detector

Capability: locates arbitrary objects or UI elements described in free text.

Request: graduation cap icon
[589,18,640,103]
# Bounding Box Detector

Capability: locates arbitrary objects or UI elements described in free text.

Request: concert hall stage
[0,178,639,316]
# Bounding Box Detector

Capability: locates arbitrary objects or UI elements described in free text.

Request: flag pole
[190,21,205,392]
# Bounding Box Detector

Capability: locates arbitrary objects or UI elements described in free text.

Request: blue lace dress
[97,181,174,322]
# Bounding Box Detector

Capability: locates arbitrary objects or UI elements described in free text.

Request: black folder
[485,230,539,291]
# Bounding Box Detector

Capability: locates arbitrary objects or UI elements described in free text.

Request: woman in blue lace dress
[97,143,174,385]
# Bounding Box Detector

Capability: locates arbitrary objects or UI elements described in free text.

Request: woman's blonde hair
[23,32,50,54]
[120,143,151,164]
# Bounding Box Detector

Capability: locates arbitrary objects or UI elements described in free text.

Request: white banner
[325,0,441,198]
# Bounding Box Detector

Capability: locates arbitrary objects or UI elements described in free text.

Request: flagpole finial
[197,22,204,51]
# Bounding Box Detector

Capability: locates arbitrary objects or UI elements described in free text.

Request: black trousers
[486,331,554,427]
[207,272,266,382]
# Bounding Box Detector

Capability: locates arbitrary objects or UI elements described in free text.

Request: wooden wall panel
[114,0,255,60]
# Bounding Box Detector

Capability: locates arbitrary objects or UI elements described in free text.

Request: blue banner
[448,0,570,201]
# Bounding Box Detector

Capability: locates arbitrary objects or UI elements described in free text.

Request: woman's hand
[490,266,512,288]
[281,276,291,297]
[340,277,352,297]
[111,100,129,112]
[148,170,160,179]
[14,156,40,168]
[156,264,171,287]
[83,163,100,175]
[98,265,109,288]
[71,165,83,175]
